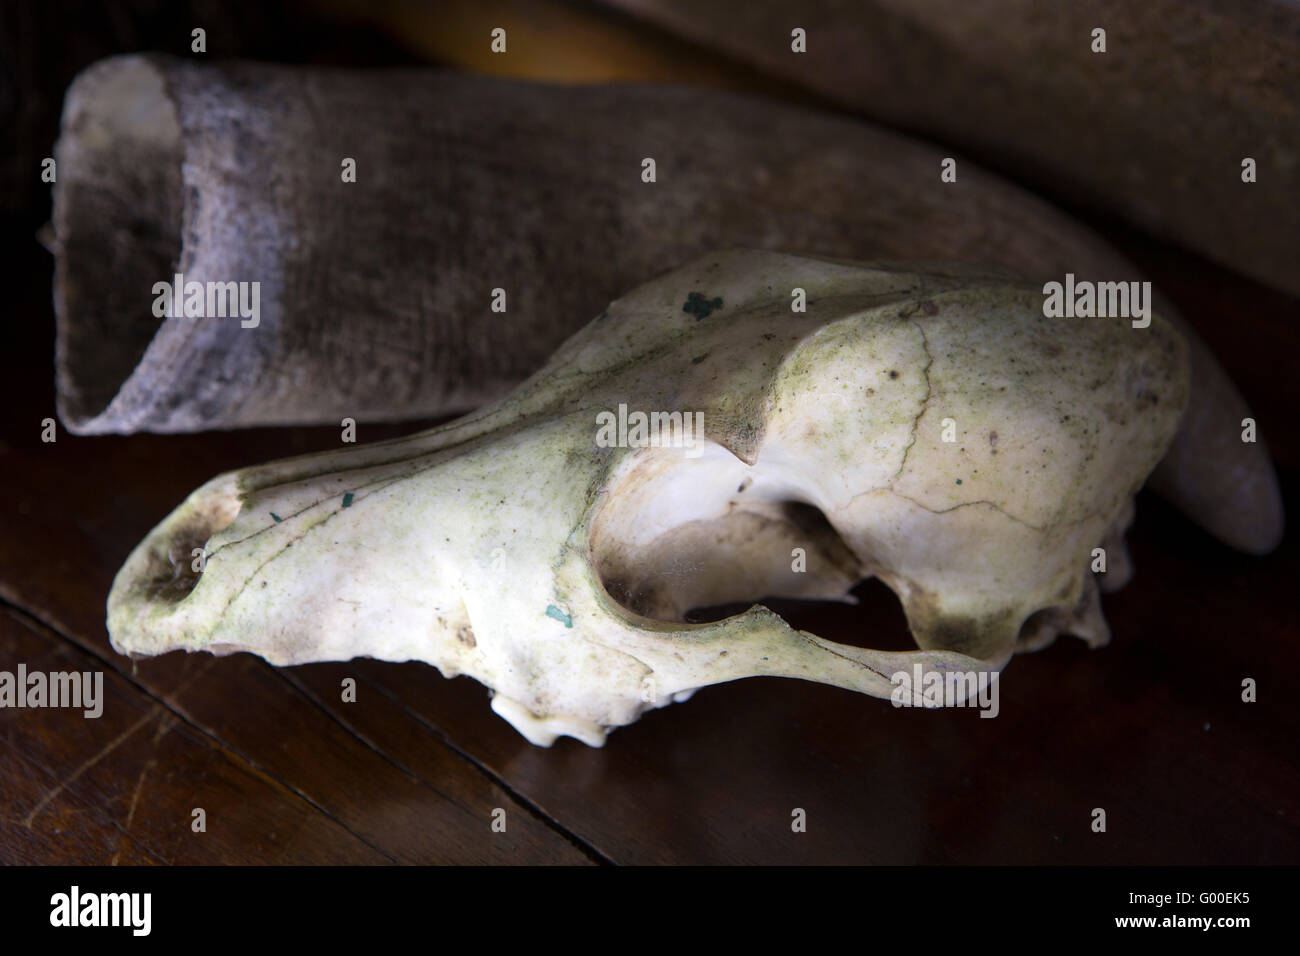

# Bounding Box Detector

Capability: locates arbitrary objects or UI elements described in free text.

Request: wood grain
[0,608,388,864]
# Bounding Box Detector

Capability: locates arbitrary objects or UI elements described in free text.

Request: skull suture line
[108,251,1188,746]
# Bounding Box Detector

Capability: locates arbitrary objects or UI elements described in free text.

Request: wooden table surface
[1,221,1297,865]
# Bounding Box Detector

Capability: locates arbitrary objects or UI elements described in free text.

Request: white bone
[108,251,1188,745]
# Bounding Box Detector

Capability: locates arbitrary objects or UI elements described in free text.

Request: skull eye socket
[594,498,857,619]
[589,448,915,649]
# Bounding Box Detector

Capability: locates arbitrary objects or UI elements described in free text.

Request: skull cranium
[108,251,1189,745]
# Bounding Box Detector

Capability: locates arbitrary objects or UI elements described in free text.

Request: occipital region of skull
[107,250,1191,746]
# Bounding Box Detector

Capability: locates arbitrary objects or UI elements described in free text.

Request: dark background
[0,1,1296,864]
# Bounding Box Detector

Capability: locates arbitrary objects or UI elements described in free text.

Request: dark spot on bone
[683,292,724,319]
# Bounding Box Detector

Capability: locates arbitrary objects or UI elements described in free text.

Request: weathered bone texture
[108,252,1192,746]
[605,0,1300,298]
[52,55,1282,552]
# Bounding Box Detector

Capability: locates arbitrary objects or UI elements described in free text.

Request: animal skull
[107,251,1188,746]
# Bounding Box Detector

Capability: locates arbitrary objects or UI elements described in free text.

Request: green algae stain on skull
[545,604,573,628]
[683,291,724,319]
